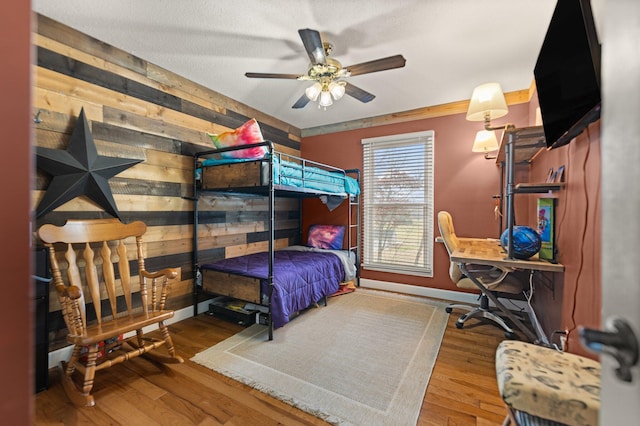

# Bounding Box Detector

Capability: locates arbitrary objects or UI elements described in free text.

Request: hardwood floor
[35,301,509,425]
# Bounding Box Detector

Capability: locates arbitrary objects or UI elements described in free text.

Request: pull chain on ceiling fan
[245,28,406,109]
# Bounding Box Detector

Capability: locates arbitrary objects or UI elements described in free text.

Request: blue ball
[500,226,542,259]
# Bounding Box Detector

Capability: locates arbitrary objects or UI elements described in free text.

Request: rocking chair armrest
[62,285,83,300]
[141,268,178,280]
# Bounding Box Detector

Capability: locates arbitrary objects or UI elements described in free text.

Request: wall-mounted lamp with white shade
[472,130,499,159]
[466,82,509,130]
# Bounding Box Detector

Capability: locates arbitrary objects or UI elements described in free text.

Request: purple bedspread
[201,250,343,328]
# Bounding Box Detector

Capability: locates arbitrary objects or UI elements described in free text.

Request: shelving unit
[496,125,547,165]
[496,125,562,258]
[515,182,564,193]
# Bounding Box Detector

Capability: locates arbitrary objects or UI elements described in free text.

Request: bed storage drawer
[201,161,265,190]
[202,269,261,304]
[208,296,258,326]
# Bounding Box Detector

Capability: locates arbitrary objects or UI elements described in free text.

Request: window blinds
[361,130,434,277]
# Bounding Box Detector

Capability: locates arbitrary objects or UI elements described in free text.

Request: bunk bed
[192,141,361,340]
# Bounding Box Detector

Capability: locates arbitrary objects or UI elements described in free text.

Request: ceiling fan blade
[292,93,311,109]
[245,72,301,79]
[345,83,375,103]
[345,54,406,77]
[298,28,326,65]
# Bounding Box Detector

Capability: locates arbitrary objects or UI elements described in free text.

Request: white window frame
[361,130,435,277]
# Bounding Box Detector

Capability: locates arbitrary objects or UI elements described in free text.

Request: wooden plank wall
[32,14,302,348]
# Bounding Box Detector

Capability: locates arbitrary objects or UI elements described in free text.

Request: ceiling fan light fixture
[329,81,346,100]
[246,29,406,110]
[305,82,322,101]
[319,90,333,108]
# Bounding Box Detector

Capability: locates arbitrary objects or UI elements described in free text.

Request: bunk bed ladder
[345,169,361,287]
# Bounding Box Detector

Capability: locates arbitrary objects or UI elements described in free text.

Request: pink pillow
[307,225,345,250]
[207,118,268,159]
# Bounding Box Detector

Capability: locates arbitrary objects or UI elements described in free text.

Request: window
[361,130,434,277]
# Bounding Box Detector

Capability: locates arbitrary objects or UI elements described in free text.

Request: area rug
[191,289,449,426]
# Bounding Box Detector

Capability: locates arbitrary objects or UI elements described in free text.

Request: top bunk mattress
[196,150,360,197]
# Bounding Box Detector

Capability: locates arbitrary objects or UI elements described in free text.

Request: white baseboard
[47,299,213,369]
[359,278,531,312]
[360,278,479,304]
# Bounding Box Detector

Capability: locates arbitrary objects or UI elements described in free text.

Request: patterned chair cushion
[496,340,600,426]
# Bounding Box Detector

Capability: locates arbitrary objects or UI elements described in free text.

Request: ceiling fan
[245,28,406,109]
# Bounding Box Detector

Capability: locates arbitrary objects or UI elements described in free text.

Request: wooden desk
[450,239,564,344]
[451,239,564,273]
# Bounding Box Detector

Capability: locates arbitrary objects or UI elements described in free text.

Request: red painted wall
[302,103,531,291]
[525,121,601,356]
[0,3,33,423]
[302,100,601,358]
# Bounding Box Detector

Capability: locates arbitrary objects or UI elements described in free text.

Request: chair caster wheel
[445,307,453,314]
[504,331,517,339]
[455,322,464,329]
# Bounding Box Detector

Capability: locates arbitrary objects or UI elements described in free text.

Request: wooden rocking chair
[37,218,184,407]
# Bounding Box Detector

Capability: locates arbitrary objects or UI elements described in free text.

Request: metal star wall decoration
[36,108,142,219]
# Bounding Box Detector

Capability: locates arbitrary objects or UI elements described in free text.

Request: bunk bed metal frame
[192,141,360,340]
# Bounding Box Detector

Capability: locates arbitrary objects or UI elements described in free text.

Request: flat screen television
[534,0,601,149]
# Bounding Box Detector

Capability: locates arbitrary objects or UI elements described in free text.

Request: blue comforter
[200,156,360,195]
[272,157,360,195]
[201,250,343,328]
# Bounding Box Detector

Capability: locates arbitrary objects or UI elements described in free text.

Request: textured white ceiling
[32,0,603,131]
